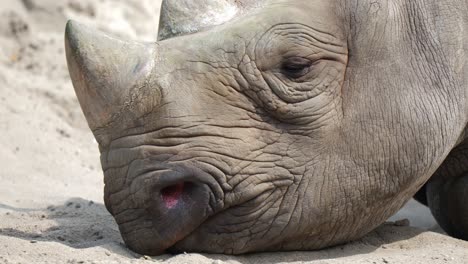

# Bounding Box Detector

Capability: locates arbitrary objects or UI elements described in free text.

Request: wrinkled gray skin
[65,0,468,256]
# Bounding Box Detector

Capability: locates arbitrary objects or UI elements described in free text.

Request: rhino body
[65,0,468,255]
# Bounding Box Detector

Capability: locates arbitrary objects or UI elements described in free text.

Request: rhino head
[66,0,467,255]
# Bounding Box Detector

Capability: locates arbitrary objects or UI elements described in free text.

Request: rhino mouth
[109,164,225,255]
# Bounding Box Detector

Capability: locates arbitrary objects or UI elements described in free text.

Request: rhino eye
[281,57,313,79]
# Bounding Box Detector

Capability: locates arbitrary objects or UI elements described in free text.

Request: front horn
[65,20,155,132]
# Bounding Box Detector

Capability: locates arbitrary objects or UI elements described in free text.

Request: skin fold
[65,0,468,255]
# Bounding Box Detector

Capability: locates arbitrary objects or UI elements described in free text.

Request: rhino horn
[65,20,155,131]
[158,0,259,40]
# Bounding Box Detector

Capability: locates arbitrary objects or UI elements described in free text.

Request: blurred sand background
[0,0,467,263]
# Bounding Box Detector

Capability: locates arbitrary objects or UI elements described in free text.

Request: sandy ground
[0,0,467,263]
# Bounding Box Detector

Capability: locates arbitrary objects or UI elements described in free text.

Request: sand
[0,0,467,263]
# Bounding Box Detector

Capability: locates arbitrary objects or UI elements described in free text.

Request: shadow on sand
[0,198,425,263]
[0,198,149,258]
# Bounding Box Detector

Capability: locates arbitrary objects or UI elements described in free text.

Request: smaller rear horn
[158,0,261,40]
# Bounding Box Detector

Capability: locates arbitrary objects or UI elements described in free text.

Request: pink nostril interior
[161,182,185,209]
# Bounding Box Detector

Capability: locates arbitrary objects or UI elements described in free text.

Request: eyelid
[283,57,313,66]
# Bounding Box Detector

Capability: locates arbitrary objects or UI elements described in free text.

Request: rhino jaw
[65,20,156,133]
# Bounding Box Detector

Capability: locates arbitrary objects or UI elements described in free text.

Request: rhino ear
[157,0,259,40]
[65,20,155,132]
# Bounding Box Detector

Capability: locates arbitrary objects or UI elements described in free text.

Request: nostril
[160,182,191,209]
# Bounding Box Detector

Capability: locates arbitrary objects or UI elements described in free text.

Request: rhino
[65,0,468,256]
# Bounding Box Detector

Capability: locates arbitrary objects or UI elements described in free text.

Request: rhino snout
[108,165,223,255]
